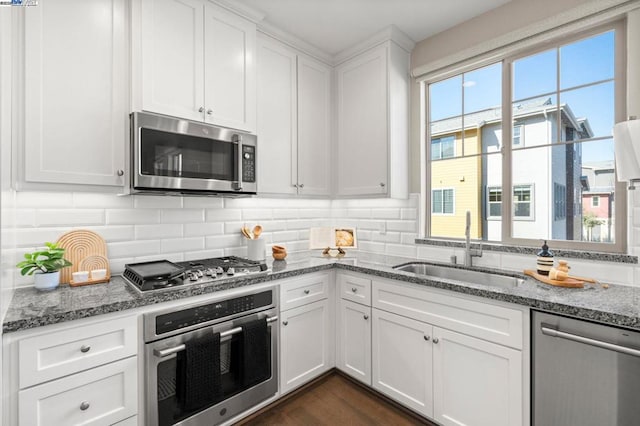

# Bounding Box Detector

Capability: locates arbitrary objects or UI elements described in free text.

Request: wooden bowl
[272,251,287,260]
[272,245,286,253]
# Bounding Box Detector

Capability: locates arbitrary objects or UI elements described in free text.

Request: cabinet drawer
[18,356,138,426]
[373,280,524,349]
[338,273,371,306]
[279,272,330,311]
[19,315,137,389]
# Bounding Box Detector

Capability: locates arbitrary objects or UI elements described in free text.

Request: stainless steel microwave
[130,112,257,195]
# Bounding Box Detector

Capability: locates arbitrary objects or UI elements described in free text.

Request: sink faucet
[464,210,483,267]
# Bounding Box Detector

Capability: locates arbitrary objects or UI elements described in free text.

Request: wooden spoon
[241,226,252,239]
[252,225,263,239]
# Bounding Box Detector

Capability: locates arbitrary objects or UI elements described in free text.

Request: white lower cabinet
[18,356,137,426]
[372,309,434,418]
[433,327,522,426]
[337,299,371,385]
[279,275,334,395]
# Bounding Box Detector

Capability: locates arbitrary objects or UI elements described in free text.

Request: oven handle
[153,315,278,358]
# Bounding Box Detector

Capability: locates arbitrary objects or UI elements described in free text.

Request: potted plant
[16,242,72,290]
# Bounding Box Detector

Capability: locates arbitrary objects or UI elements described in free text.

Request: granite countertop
[3,251,640,333]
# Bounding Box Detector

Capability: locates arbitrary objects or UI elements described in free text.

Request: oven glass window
[155,331,271,426]
[140,128,236,181]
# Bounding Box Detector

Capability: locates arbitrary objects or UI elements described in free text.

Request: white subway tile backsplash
[108,240,161,258]
[73,192,133,208]
[162,209,204,224]
[161,237,204,253]
[205,234,244,250]
[17,191,73,208]
[107,209,160,225]
[371,231,401,244]
[401,233,418,245]
[371,209,401,219]
[206,209,242,222]
[242,209,273,221]
[183,197,224,209]
[134,195,183,209]
[15,209,36,227]
[347,209,371,219]
[401,208,418,220]
[224,221,246,235]
[358,241,385,253]
[15,227,72,247]
[273,209,299,219]
[386,220,416,233]
[271,231,298,243]
[184,249,225,261]
[185,222,224,237]
[136,224,183,240]
[36,209,104,227]
[86,225,135,242]
[385,243,417,258]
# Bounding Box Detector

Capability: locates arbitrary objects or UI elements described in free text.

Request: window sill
[414,238,638,264]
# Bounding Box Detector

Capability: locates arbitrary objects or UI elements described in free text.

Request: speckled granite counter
[4,252,640,333]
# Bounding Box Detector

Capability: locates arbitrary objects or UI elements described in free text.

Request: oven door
[145,308,278,426]
[131,112,257,194]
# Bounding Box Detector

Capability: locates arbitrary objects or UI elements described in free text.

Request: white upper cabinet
[21,0,128,188]
[137,0,256,132]
[335,42,409,198]
[296,54,331,196]
[256,35,331,196]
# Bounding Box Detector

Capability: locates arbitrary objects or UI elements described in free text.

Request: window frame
[431,136,456,160]
[487,186,502,219]
[420,20,627,253]
[513,184,534,221]
[592,195,600,207]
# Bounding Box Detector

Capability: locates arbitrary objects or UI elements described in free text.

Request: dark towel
[242,317,270,387]
[176,332,221,412]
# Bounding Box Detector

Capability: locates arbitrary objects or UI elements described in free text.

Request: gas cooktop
[123,256,269,292]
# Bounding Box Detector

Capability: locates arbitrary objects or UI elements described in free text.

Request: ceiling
[230,0,512,55]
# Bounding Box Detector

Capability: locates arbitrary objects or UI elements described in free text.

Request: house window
[513,125,523,146]
[554,183,567,220]
[423,22,624,251]
[431,136,455,160]
[487,187,502,218]
[592,196,600,207]
[432,189,454,214]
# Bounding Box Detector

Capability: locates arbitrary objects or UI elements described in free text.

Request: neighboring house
[581,161,615,242]
[430,97,593,241]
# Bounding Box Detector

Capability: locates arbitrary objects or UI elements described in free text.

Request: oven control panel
[242,145,255,182]
[155,290,272,336]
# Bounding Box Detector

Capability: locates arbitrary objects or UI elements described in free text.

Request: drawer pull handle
[433,338,439,344]
[424,335,430,341]
[80,401,90,411]
[304,289,310,295]
[364,315,369,320]
[351,287,357,293]
[283,321,288,326]
[80,345,91,353]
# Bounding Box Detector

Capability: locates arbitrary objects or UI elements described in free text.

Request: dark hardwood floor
[239,373,435,426]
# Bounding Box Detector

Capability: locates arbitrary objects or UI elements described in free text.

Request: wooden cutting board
[524,269,584,288]
[56,230,110,286]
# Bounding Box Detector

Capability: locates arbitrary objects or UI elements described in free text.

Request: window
[424,23,624,251]
[431,136,455,160]
[592,196,600,207]
[513,125,523,146]
[432,189,454,214]
[487,187,502,218]
[554,183,567,220]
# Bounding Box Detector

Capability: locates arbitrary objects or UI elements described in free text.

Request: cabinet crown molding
[333,24,415,66]
[209,0,266,23]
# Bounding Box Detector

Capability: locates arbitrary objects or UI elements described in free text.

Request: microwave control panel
[242,145,255,182]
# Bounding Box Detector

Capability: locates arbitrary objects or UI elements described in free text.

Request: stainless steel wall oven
[144,287,278,426]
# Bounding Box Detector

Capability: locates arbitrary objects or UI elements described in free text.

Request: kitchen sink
[393,262,524,289]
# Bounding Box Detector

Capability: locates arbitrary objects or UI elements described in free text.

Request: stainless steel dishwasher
[532,311,640,426]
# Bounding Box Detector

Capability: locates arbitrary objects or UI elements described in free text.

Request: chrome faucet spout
[464,210,482,267]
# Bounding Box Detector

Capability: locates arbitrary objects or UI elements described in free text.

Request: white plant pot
[34,271,60,291]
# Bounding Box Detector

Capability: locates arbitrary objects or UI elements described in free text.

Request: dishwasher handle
[541,325,640,358]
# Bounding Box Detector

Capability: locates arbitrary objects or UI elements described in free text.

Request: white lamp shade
[614,120,640,181]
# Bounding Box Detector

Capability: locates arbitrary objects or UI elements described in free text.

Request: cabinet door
[433,327,523,426]
[23,0,127,187]
[337,299,371,385]
[280,299,332,394]
[18,356,137,426]
[141,0,205,121]
[336,45,389,196]
[297,55,331,196]
[204,2,256,132]
[256,36,297,195]
[372,309,433,417]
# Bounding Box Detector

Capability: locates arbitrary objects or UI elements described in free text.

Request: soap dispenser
[536,241,554,276]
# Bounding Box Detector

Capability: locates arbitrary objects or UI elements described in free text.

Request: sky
[429,30,615,164]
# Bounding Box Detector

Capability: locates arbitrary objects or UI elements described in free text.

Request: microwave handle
[232,134,243,191]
